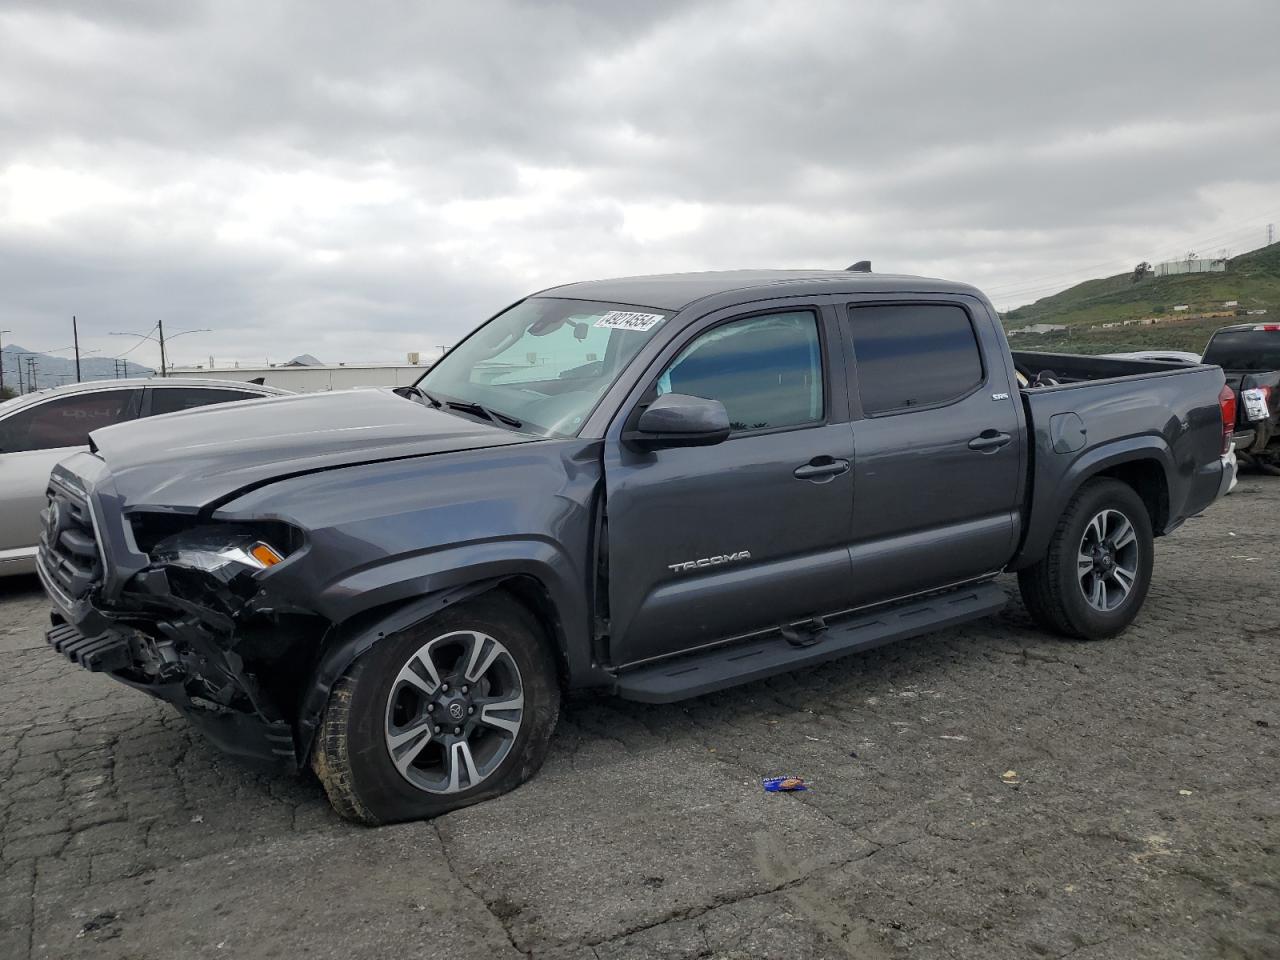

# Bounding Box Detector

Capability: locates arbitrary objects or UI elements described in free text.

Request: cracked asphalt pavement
[2,479,1277,959]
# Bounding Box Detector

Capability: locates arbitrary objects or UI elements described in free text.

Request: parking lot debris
[1000,770,1021,785]
[76,912,121,941]
[763,776,808,792]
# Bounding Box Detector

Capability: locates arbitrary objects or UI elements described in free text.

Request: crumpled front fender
[292,578,504,765]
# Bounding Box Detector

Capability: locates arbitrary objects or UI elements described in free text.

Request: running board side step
[614,583,1007,703]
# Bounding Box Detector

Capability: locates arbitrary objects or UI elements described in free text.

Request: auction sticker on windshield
[595,311,665,332]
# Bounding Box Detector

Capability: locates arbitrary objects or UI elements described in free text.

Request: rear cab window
[1202,328,1280,372]
[845,303,984,415]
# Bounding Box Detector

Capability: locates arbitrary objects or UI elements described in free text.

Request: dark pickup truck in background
[38,269,1233,823]
[1203,322,1280,475]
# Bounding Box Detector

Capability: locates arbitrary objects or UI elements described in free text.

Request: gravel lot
[1,478,1277,959]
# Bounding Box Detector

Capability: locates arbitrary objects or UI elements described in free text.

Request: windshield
[1202,329,1280,372]
[418,297,672,436]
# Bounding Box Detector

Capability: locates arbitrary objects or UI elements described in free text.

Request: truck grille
[38,480,103,603]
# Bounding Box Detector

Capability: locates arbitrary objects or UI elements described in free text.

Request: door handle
[968,431,1012,452]
[793,457,850,481]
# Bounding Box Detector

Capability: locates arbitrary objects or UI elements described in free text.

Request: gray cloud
[1,0,1277,369]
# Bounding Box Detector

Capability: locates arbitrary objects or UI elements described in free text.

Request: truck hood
[88,388,535,510]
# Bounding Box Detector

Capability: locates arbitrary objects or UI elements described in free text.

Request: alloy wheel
[383,630,525,794]
[1077,508,1140,612]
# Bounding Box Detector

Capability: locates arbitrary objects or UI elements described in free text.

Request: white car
[0,378,289,575]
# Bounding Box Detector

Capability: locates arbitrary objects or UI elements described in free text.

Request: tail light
[1252,324,1280,331]
[1218,383,1236,454]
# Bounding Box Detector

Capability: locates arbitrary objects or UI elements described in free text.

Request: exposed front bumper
[37,456,311,767]
[44,611,298,764]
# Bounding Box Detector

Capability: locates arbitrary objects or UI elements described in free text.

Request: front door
[603,305,855,667]
[840,299,1023,607]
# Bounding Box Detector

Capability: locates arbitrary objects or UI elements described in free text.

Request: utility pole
[73,315,82,382]
[110,323,206,377]
[157,317,168,377]
[26,356,38,392]
[0,329,9,395]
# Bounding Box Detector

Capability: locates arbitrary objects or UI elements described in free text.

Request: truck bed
[1008,350,1228,570]
[1011,350,1210,387]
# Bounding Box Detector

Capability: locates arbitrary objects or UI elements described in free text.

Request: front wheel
[311,595,561,824]
[1018,478,1154,640]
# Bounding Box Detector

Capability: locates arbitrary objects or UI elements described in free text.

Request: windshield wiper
[444,400,524,429]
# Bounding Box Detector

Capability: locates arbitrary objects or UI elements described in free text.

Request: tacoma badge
[668,550,752,574]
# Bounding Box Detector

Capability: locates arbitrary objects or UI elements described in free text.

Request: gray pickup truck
[38,269,1233,823]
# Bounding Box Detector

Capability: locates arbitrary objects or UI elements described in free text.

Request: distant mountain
[1,344,153,393]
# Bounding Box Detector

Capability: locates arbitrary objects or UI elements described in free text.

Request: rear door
[840,297,1023,607]
[0,388,142,555]
[603,301,855,666]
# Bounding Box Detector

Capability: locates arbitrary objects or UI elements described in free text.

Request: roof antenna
[846,260,871,272]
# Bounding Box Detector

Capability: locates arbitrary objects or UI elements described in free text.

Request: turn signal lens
[249,542,285,567]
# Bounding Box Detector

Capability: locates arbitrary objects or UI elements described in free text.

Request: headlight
[135,519,299,577]
[165,539,286,574]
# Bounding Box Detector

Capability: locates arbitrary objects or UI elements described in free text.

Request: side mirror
[626,393,731,450]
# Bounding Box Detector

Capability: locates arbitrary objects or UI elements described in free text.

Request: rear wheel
[311,595,560,824]
[1018,479,1154,640]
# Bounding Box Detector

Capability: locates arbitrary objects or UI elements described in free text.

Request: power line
[109,323,160,361]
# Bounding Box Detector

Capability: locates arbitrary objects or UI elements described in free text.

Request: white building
[1007,323,1067,336]
[1155,258,1226,276]
[167,361,434,392]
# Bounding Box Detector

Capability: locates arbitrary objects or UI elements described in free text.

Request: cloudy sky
[2,0,1278,371]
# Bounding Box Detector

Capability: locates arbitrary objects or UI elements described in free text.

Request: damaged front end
[39,460,326,765]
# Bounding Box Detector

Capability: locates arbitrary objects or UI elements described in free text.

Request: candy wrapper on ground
[763,776,808,792]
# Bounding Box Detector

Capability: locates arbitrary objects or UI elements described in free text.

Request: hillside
[1002,241,1280,355]
[1,344,153,395]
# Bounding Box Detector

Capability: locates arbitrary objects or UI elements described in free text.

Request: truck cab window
[657,311,822,432]
[847,303,983,414]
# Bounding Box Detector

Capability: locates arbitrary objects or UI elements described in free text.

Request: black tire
[1018,478,1154,640]
[1256,460,1280,477]
[311,594,560,825]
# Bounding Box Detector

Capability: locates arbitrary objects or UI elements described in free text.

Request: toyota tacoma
[38,268,1234,823]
